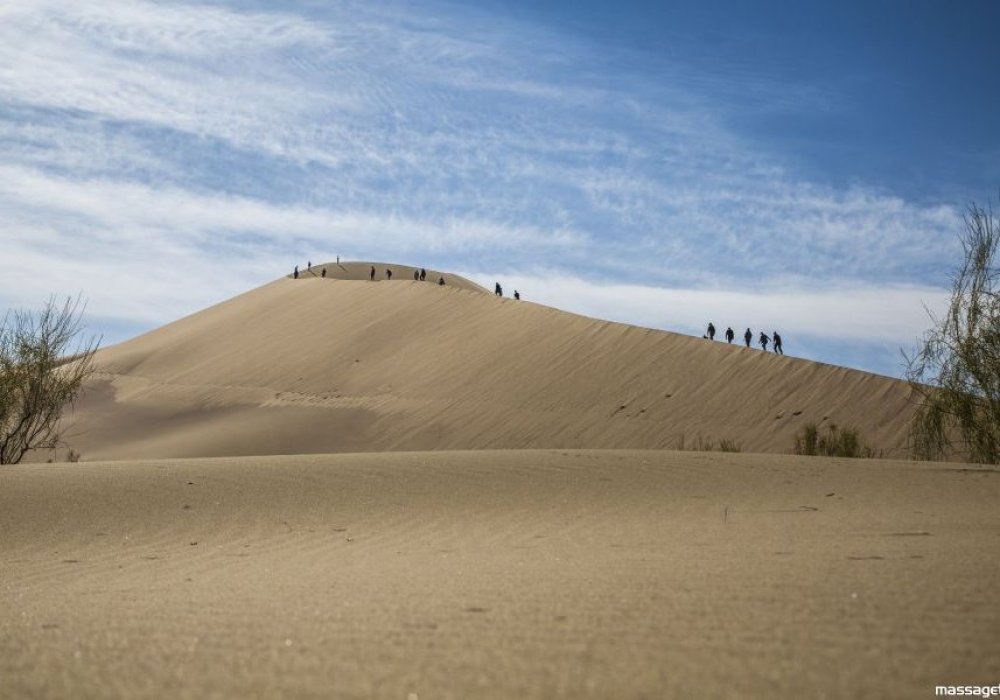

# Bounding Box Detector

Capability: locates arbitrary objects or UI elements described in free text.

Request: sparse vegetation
[676,433,742,453]
[905,200,1000,464]
[794,422,875,459]
[0,297,99,465]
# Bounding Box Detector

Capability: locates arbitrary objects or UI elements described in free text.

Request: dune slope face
[70,264,916,460]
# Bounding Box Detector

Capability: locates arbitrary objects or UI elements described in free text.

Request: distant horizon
[2,0,998,378]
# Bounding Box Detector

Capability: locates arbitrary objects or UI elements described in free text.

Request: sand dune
[3,450,997,698]
[65,262,918,461]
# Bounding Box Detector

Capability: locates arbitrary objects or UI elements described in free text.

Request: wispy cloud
[0,0,967,375]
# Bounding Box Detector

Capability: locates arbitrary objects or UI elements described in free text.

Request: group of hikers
[292,261,447,286]
[494,282,520,300]
[705,322,783,354]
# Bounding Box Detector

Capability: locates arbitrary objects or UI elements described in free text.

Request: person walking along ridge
[725,327,734,343]
[773,331,783,355]
[744,328,752,348]
[759,332,770,352]
[706,322,716,340]
[370,265,375,281]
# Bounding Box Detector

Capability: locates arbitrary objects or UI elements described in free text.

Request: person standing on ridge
[386,268,392,280]
[438,276,445,286]
[414,269,419,281]
[370,265,375,281]
[307,261,312,270]
[495,282,503,296]
[744,328,752,348]
[725,327,734,343]
[514,290,520,300]
[773,331,783,355]
[759,332,770,352]
[707,322,716,340]
[321,268,326,278]
[420,268,426,281]
[293,265,299,279]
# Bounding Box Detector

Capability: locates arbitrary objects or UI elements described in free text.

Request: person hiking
[307,261,312,271]
[707,322,716,340]
[370,265,375,281]
[414,269,420,281]
[744,328,752,348]
[514,290,520,300]
[293,265,299,279]
[759,332,770,351]
[725,327,734,343]
[495,282,503,297]
[438,276,445,286]
[419,268,426,281]
[321,268,326,278]
[386,268,392,280]
[773,331,783,355]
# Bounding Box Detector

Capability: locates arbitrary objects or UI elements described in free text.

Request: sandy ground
[65,263,918,461]
[3,450,997,699]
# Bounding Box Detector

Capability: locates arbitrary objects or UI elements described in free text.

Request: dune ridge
[65,262,917,461]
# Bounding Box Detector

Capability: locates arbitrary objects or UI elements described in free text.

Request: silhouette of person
[336,255,340,264]
[514,290,520,300]
[744,328,752,348]
[495,282,503,297]
[321,268,327,278]
[420,268,426,281]
[370,265,375,281]
[773,331,783,355]
[707,322,716,340]
[386,268,392,280]
[438,276,445,286]
[414,269,420,281]
[759,332,770,351]
[308,261,312,270]
[725,327,734,343]
[293,265,299,279]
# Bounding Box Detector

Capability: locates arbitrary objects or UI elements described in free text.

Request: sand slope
[67,262,917,460]
[2,450,997,698]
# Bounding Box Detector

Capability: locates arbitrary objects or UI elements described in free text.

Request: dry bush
[794,422,875,459]
[0,297,99,465]
[905,200,1000,464]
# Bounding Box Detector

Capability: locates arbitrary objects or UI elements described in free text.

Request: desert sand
[2,450,998,698]
[6,262,995,699]
[66,262,917,461]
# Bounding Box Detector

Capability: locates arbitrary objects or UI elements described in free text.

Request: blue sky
[1,0,997,378]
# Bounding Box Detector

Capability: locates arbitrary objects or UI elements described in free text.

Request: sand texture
[65,263,918,461]
[2,450,998,698]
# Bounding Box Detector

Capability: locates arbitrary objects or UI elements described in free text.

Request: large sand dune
[2,450,997,698]
[67,262,917,461]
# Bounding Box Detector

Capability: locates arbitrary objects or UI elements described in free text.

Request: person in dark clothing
[773,331,783,355]
[725,327,734,343]
[438,276,445,286]
[420,268,426,281]
[744,328,752,348]
[307,261,312,270]
[495,282,503,296]
[370,265,375,281]
[386,268,392,280]
[293,265,299,279]
[707,322,716,340]
[514,290,520,300]
[321,268,326,278]
[759,332,770,351]
[414,269,420,281]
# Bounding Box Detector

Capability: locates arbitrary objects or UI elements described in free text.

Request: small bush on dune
[794,422,875,459]
[676,433,742,453]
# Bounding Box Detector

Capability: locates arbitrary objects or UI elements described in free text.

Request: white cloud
[0,0,972,376]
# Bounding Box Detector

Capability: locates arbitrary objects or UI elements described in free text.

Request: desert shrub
[794,423,874,459]
[676,433,742,453]
[717,438,742,453]
[905,200,1000,464]
[0,297,99,465]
